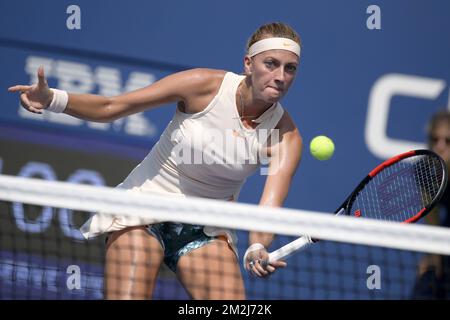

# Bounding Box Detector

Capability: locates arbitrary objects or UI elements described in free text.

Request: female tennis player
[8,22,303,299]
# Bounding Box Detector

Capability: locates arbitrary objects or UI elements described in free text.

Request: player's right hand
[244,244,287,278]
[8,66,53,114]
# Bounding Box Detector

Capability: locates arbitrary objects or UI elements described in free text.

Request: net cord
[1,174,450,255]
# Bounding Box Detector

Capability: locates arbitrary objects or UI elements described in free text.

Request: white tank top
[81,72,285,247]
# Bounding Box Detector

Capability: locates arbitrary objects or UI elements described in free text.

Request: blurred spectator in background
[412,110,450,299]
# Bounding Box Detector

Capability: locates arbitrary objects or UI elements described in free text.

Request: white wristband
[46,89,68,113]
[243,243,265,266]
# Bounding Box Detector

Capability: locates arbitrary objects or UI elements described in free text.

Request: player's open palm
[8,66,53,114]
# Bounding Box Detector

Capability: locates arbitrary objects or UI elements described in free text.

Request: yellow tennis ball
[310,135,335,160]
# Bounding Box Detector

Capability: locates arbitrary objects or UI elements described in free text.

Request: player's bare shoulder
[179,68,227,114]
[276,110,299,134]
[188,68,227,94]
[274,110,302,151]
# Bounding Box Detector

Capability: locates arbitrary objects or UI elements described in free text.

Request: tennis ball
[310,135,335,161]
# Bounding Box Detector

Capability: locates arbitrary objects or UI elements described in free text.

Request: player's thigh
[176,238,245,300]
[105,226,164,299]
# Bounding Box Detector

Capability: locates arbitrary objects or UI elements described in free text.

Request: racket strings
[416,155,442,205]
[349,155,444,222]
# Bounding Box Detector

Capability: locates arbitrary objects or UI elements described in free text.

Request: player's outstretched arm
[9,67,224,122]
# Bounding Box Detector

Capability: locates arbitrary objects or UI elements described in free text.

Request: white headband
[247,37,301,57]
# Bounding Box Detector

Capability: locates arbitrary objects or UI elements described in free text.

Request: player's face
[430,122,450,164]
[245,49,299,104]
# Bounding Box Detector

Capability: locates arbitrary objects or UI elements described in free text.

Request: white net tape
[0,174,449,255]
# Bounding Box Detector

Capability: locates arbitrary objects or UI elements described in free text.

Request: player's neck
[238,80,273,120]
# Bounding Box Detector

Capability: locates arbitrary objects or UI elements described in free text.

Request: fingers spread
[20,93,42,114]
[254,260,269,276]
[8,85,31,93]
[248,259,271,278]
[20,93,30,107]
[38,66,48,87]
[266,265,276,273]
[29,106,43,114]
[270,260,287,268]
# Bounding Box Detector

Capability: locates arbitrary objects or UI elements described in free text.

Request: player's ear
[244,55,252,76]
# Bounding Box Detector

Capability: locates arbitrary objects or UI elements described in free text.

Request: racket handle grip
[268,235,314,262]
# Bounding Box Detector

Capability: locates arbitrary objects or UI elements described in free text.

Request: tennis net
[1,174,449,300]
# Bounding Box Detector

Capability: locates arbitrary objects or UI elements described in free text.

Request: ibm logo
[19,56,158,138]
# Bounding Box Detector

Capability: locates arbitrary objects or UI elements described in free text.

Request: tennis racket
[268,149,448,262]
